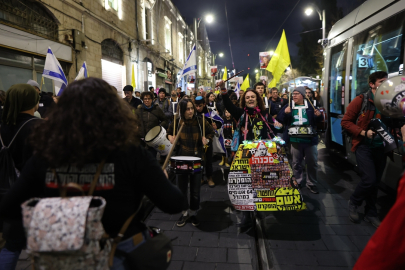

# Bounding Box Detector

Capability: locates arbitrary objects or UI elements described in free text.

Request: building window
[164,16,172,54]
[107,0,118,11]
[0,0,58,41]
[178,33,184,63]
[101,39,123,65]
[144,9,151,41]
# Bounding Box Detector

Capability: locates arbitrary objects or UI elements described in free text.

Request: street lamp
[194,14,214,89]
[219,53,224,58]
[255,69,259,73]
[269,50,274,56]
[305,6,326,47]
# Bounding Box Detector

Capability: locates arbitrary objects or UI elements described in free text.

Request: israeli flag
[205,110,227,155]
[75,61,88,81]
[180,44,197,78]
[42,47,68,96]
[234,81,241,99]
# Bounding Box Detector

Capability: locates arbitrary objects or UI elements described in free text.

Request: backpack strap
[0,118,38,148]
[356,92,370,124]
[109,198,144,267]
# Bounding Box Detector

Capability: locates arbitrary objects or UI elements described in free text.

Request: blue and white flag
[42,47,68,96]
[75,61,88,81]
[234,81,241,99]
[180,44,197,78]
[205,109,227,155]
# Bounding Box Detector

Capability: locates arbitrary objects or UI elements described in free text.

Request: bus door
[328,41,348,154]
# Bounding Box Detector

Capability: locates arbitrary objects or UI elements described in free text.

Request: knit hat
[293,86,306,98]
[2,84,40,125]
[194,96,205,105]
[123,85,133,92]
[26,79,40,90]
[158,88,166,94]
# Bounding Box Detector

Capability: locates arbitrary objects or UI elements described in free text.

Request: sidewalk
[260,146,393,270]
[145,164,259,270]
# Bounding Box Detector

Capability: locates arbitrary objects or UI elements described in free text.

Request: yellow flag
[266,30,291,88]
[240,74,250,91]
[222,66,227,81]
[131,64,136,88]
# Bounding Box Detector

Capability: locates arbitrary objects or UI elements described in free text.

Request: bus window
[329,42,347,115]
[350,11,405,101]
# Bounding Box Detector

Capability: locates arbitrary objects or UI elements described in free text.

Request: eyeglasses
[292,93,301,96]
[143,98,152,101]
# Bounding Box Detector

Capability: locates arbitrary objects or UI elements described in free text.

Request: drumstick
[203,113,205,135]
[162,122,185,170]
[307,97,317,110]
[215,70,244,87]
[173,116,176,137]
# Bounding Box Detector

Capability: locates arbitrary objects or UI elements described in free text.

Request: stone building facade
[0,0,213,95]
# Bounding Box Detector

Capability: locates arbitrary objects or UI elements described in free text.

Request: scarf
[2,84,39,125]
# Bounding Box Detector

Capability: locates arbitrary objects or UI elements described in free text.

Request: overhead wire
[264,0,302,50]
[224,0,235,70]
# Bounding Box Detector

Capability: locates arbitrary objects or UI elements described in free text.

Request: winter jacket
[154,98,173,120]
[222,92,277,145]
[167,116,214,158]
[341,90,376,152]
[268,97,288,115]
[136,104,168,138]
[276,102,322,145]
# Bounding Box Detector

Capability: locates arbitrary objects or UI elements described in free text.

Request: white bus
[322,0,405,192]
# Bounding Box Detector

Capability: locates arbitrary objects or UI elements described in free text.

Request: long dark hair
[30,78,140,167]
[179,99,196,120]
[240,89,266,112]
[205,92,215,104]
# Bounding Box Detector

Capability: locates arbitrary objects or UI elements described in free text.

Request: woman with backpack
[218,80,282,230]
[0,78,185,270]
[0,84,41,269]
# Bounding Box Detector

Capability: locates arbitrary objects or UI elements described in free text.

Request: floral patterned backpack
[21,161,111,270]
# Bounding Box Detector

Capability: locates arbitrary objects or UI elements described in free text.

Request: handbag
[109,199,173,270]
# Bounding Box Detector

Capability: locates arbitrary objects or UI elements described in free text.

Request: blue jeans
[0,247,22,270]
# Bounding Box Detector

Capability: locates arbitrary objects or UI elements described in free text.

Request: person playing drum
[276,86,322,194]
[219,80,282,229]
[167,99,215,228]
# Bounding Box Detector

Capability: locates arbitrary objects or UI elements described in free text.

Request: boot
[207,177,215,188]
[219,156,225,166]
[225,158,230,167]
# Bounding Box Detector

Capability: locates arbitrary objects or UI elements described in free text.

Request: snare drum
[170,156,202,174]
[288,125,316,137]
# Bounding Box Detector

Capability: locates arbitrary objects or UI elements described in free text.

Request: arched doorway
[101,39,125,96]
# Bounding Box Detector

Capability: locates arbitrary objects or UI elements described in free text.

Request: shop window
[107,0,118,11]
[350,11,405,101]
[0,0,58,40]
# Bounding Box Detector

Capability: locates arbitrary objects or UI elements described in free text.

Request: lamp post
[305,6,326,47]
[212,53,223,83]
[194,14,214,91]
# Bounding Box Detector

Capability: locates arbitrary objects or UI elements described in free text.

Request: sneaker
[176,215,188,227]
[348,200,360,223]
[189,216,200,227]
[364,215,381,228]
[306,184,319,194]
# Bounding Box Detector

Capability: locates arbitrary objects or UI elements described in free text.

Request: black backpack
[0,118,37,195]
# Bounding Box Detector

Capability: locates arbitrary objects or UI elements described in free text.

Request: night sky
[173,0,358,77]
